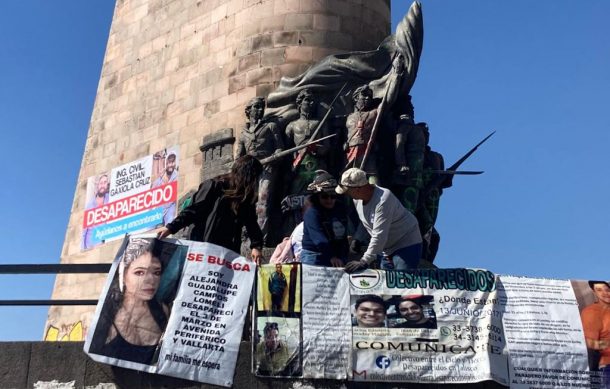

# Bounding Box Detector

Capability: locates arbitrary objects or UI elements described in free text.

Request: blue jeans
[603,365,610,389]
[301,249,324,266]
[379,243,422,271]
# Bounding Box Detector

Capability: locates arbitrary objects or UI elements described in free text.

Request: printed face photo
[385,295,438,330]
[355,301,386,327]
[87,237,187,366]
[398,300,425,322]
[254,317,302,377]
[97,174,109,195]
[124,251,162,301]
[592,282,610,305]
[352,295,387,328]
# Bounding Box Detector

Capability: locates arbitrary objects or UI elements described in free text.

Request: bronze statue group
[159,2,487,271]
[160,82,452,271]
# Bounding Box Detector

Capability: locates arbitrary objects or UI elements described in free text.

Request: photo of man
[269,264,287,311]
[254,319,301,377]
[257,263,301,313]
[392,295,437,329]
[152,150,178,225]
[82,173,110,250]
[580,280,610,388]
[353,295,387,328]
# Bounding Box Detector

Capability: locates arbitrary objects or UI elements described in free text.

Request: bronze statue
[391,97,426,213]
[344,85,378,176]
[236,97,285,246]
[344,54,404,183]
[285,89,331,194]
[416,125,449,262]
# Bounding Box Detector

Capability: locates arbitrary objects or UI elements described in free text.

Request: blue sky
[1,1,608,340]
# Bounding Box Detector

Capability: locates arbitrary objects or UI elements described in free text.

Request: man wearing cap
[336,167,422,273]
[152,151,178,225]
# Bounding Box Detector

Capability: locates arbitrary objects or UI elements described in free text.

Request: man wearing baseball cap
[336,168,422,273]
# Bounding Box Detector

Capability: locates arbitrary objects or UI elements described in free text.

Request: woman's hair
[222,155,263,212]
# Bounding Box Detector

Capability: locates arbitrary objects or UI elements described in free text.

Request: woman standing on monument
[157,155,264,262]
[89,237,172,365]
[300,170,349,267]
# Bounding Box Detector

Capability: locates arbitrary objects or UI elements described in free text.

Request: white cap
[335,168,368,194]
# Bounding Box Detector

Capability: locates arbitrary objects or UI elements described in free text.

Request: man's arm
[242,201,264,250]
[581,306,607,350]
[163,180,215,235]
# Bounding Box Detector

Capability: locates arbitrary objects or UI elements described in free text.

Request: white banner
[85,236,255,387]
[348,268,508,385]
[498,276,593,388]
[109,155,153,202]
[301,266,351,379]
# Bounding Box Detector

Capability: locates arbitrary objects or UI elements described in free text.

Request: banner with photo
[84,244,607,388]
[349,268,508,385]
[253,264,351,380]
[81,147,179,250]
[84,235,256,387]
[253,266,607,387]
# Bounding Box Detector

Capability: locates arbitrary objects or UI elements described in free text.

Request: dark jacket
[166,178,263,252]
[302,202,349,265]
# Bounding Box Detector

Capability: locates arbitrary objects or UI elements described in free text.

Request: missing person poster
[498,276,595,388]
[253,263,303,377]
[252,266,606,386]
[349,268,508,385]
[84,235,256,387]
[81,147,179,250]
[301,266,351,379]
[87,246,607,388]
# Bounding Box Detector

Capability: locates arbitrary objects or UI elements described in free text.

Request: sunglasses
[319,193,337,200]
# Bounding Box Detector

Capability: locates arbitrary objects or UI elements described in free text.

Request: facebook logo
[375,355,391,369]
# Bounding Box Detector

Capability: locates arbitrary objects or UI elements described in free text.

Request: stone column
[46,0,391,341]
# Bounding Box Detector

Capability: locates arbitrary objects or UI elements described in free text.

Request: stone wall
[0,341,506,388]
[47,0,390,340]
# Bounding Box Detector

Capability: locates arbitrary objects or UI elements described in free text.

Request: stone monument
[45,0,390,341]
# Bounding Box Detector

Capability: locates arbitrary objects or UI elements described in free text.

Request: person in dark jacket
[300,170,348,267]
[157,155,264,263]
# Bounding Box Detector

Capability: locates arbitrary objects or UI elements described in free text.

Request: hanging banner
[252,266,607,387]
[499,276,599,388]
[301,266,351,379]
[253,263,303,377]
[84,235,255,387]
[85,245,607,388]
[349,268,508,385]
[81,147,179,250]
